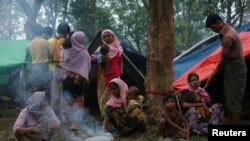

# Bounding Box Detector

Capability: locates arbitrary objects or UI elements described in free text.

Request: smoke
[59,102,113,141]
[3,61,113,140]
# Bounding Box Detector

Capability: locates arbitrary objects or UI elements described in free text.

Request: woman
[60,31,91,131]
[181,72,224,135]
[13,91,60,141]
[93,29,123,117]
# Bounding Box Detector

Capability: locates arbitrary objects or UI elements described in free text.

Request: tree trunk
[17,0,43,40]
[145,0,174,120]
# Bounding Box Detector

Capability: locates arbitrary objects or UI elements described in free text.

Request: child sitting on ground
[157,93,189,141]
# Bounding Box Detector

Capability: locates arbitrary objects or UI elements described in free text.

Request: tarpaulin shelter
[0,40,28,103]
[173,22,250,103]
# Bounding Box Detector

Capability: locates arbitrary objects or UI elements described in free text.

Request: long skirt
[184,103,224,135]
[97,71,110,118]
[224,57,247,114]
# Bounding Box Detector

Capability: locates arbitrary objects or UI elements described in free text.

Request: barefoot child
[157,94,189,141]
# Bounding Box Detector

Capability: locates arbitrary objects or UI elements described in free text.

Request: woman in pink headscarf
[180,72,224,135]
[60,31,91,131]
[185,72,211,104]
[92,29,123,117]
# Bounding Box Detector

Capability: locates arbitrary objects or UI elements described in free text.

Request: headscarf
[106,78,128,108]
[185,74,211,103]
[60,31,91,81]
[26,91,48,121]
[101,29,123,59]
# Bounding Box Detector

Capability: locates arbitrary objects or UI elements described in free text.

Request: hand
[90,54,96,60]
[74,75,82,85]
[181,128,190,138]
[205,70,216,89]
[32,124,42,133]
[158,136,164,141]
[205,76,212,89]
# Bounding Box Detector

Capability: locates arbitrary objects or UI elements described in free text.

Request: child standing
[157,94,189,141]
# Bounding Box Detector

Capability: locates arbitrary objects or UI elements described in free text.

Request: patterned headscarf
[26,91,48,121]
[106,78,128,108]
[60,31,91,81]
[101,29,123,59]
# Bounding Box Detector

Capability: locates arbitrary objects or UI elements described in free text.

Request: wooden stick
[175,94,190,141]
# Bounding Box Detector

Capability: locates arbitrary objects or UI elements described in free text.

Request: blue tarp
[173,22,250,80]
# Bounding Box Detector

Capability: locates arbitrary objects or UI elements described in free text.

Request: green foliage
[93,7,116,31]
[109,0,148,53]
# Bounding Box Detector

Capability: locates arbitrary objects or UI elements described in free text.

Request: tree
[111,0,148,54]
[17,0,44,40]
[0,0,25,39]
[69,0,96,41]
[145,0,174,119]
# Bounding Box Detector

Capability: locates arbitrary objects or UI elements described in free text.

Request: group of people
[12,12,247,141]
[157,13,247,141]
[13,21,147,140]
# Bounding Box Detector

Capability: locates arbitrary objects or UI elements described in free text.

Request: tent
[174,31,250,90]
[173,22,250,82]
[0,40,28,85]
[0,40,28,106]
[172,23,250,104]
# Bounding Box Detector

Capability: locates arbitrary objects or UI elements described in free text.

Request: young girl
[102,78,129,133]
[13,91,60,141]
[157,94,189,141]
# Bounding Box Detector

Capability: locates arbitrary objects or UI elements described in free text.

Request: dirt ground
[1,99,250,141]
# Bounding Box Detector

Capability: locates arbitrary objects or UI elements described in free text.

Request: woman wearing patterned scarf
[13,91,60,141]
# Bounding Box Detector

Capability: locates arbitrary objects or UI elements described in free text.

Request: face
[102,31,114,44]
[209,23,221,33]
[110,83,120,98]
[189,75,200,89]
[165,98,176,109]
[126,87,139,101]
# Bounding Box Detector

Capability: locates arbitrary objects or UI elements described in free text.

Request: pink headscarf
[185,73,211,103]
[60,31,91,81]
[106,78,128,108]
[101,29,123,59]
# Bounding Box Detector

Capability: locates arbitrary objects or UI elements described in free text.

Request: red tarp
[174,32,250,90]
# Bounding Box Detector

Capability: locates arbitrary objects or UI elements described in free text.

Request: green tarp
[0,40,28,84]
[0,40,28,67]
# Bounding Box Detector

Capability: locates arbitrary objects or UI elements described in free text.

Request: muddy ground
[1,98,250,141]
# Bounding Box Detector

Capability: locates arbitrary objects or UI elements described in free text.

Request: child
[96,44,109,69]
[157,94,189,141]
[13,91,60,141]
[102,78,129,133]
[62,37,72,49]
[125,86,147,130]
[185,91,212,122]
